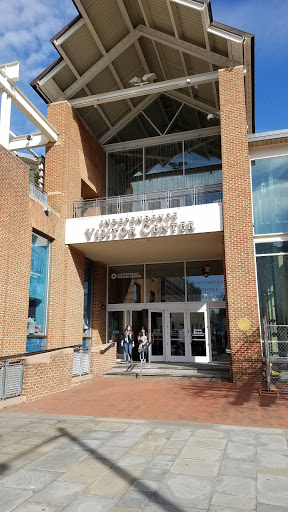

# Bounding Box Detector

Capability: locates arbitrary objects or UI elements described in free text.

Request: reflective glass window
[186,260,225,302]
[108,265,144,304]
[210,309,228,361]
[143,95,181,134]
[83,259,93,343]
[168,105,219,134]
[251,155,288,234]
[108,149,143,197]
[184,136,222,203]
[256,254,288,327]
[144,142,184,193]
[108,311,125,359]
[27,233,50,352]
[146,262,185,302]
[256,241,288,255]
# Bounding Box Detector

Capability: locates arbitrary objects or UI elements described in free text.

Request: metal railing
[73,184,222,218]
[29,180,48,205]
[72,348,91,377]
[100,342,115,354]
[0,360,24,400]
[262,317,288,394]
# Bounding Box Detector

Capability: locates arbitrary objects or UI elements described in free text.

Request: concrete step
[104,362,230,381]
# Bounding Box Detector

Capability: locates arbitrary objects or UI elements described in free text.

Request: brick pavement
[5,377,288,429]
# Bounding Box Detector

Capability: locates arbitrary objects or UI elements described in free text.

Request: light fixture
[207,114,215,122]
[101,304,106,310]
[129,73,157,86]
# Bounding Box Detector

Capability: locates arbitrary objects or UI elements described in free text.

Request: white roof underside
[32,0,254,141]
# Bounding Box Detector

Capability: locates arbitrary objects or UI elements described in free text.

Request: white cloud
[212,0,288,53]
[0,0,77,134]
[0,0,77,82]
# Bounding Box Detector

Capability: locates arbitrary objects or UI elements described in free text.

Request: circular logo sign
[237,318,251,331]
[111,273,117,280]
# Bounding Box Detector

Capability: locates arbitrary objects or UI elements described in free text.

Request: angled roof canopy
[31,0,255,141]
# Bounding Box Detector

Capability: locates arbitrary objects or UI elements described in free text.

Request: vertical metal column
[0,91,12,148]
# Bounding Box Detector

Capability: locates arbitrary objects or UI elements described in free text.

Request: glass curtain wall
[108,261,224,304]
[107,94,220,144]
[27,232,50,352]
[107,148,143,197]
[184,136,222,203]
[146,262,185,302]
[108,265,144,304]
[251,155,288,234]
[256,242,288,329]
[186,260,225,302]
[107,135,222,199]
[83,259,93,347]
[145,142,184,193]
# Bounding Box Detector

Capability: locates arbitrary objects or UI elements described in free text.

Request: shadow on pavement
[58,427,185,512]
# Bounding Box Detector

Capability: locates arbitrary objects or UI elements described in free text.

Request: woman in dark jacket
[121,325,134,362]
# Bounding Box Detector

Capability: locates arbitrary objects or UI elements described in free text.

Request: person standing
[121,325,134,363]
[138,325,148,362]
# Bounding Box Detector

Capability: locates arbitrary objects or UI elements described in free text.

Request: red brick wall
[219,66,262,383]
[45,102,106,350]
[0,146,31,356]
[91,343,117,377]
[22,349,73,401]
[30,196,58,240]
[22,344,116,402]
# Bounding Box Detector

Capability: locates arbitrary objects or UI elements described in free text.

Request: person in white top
[138,325,148,362]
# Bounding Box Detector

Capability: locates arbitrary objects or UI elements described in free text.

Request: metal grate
[29,181,48,205]
[263,318,288,393]
[0,360,24,400]
[72,348,91,377]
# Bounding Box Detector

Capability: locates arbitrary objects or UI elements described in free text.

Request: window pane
[255,241,288,255]
[108,265,144,304]
[184,136,222,203]
[27,233,50,352]
[186,260,225,302]
[256,255,288,327]
[145,142,184,193]
[108,149,143,197]
[108,311,125,359]
[251,155,288,234]
[143,95,181,134]
[146,262,185,302]
[168,105,219,134]
[210,308,228,361]
[83,259,93,338]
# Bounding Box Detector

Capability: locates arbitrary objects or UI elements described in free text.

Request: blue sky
[0,0,287,152]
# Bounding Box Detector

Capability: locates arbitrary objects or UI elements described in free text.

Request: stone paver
[0,412,286,512]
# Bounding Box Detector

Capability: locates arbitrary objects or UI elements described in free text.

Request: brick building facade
[1,0,287,402]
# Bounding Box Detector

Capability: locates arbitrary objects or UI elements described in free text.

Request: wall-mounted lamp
[101,304,106,310]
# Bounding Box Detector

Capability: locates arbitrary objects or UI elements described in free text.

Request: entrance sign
[85,211,194,242]
[65,204,223,245]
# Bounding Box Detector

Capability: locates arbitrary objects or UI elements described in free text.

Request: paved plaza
[6,377,288,429]
[0,411,288,512]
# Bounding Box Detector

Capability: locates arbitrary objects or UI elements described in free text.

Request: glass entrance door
[169,312,188,362]
[188,311,209,362]
[167,309,209,363]
[149,310,165,361]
